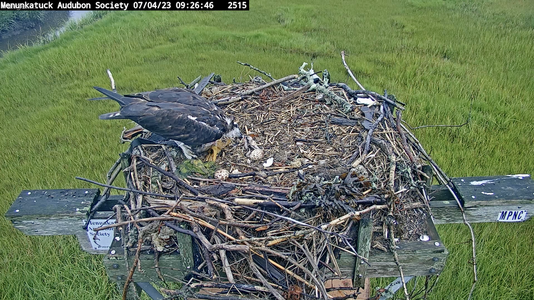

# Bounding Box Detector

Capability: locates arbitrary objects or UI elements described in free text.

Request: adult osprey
[94,87,241,159]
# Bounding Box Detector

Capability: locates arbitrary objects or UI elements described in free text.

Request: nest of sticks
[108,63,436,299]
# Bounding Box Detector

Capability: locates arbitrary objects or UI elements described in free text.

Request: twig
[187,282,271,293]
[245,253,285,300]
[255,247,329,300]
[176,75,188,87]
[85,156,123,228]
[320,204,388,229]
[364,104,385,154]
[168,211,248,252]
[249,249,315,289]
[409,94,474,130]
[121,205,143,300]
[400,123,478,298]
[75,176,179,199]
[237,61,275,81]
[213,75,298,104]
[190,221,216,278]
[334,83,405,110]
[214,235,235,283]
[146,209,199,239]
[389,222,410,300]
[341,51,365,90]
[136,155,199,196]
[396,110,416,164]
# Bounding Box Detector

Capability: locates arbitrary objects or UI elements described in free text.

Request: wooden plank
[338,217,448,279]
[429,175,534,224]
[431,203,534,225]
[5,189,98,236]
[452,174,533,207]
[104,228,196,283]
[365,240,448,277]
[337,239,448,278]
[366,216,447,278]
[353,216,373,287]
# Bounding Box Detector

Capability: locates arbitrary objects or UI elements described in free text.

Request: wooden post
[354,215,373,287]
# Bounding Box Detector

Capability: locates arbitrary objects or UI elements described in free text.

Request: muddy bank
[0,11,70,52]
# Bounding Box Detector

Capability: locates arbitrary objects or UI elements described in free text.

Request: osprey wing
[127,89,217,110]
[131,102,225,147]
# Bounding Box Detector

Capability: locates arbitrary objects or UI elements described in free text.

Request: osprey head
[223,117,242,139]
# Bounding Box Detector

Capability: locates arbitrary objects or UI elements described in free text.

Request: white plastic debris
[356,97,378,106]
[263,157,274,168]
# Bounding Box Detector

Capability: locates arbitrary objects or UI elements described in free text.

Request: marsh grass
[0,0,532,299]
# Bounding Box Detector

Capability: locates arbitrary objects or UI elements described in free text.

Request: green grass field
[0,1,533,299]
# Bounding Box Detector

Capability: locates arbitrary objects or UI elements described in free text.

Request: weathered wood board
[453,174,533,206]
[5,189,98,236]
[338,216,447,279]
[354,216,373,287]
[430,175,534,224]
[104,228,196,283]
[4,174,532,285]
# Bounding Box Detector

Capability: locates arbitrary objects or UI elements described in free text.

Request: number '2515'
[228,1,247,9]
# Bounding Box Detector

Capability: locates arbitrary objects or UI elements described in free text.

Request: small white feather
[263,157,274,168]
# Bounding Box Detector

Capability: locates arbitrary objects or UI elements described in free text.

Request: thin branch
[409,94,474,130]
[320,204,388,230]
[136,155,199,196]
[213,74,298,104]
[341,51,366,90]
[237,61,275,81]
[389,222,410,300]
[75,176,178,199]
[121,205,143,300]
[245,253,285,300]
[400,122,478,298]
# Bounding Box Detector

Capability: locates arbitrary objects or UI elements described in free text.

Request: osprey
[94,87,241,159]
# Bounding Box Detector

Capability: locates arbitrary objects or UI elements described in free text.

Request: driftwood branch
[237,61,275,81]
[213,74,298,104]
[341,51,366,90]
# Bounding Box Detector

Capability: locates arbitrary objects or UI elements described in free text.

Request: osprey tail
[99,111,124,120]
[93,86,137,106]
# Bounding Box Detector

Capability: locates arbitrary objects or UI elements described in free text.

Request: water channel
[0,11,91,54]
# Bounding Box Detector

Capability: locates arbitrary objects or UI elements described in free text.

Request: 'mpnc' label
[497,210,527,222]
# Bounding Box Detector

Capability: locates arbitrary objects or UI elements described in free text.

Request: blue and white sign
[497,210,527,222]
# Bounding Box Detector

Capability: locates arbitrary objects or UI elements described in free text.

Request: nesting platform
[6,65,534,300]
[97,66,447,299]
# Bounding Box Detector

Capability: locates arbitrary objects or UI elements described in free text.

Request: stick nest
[116,65,435,299]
